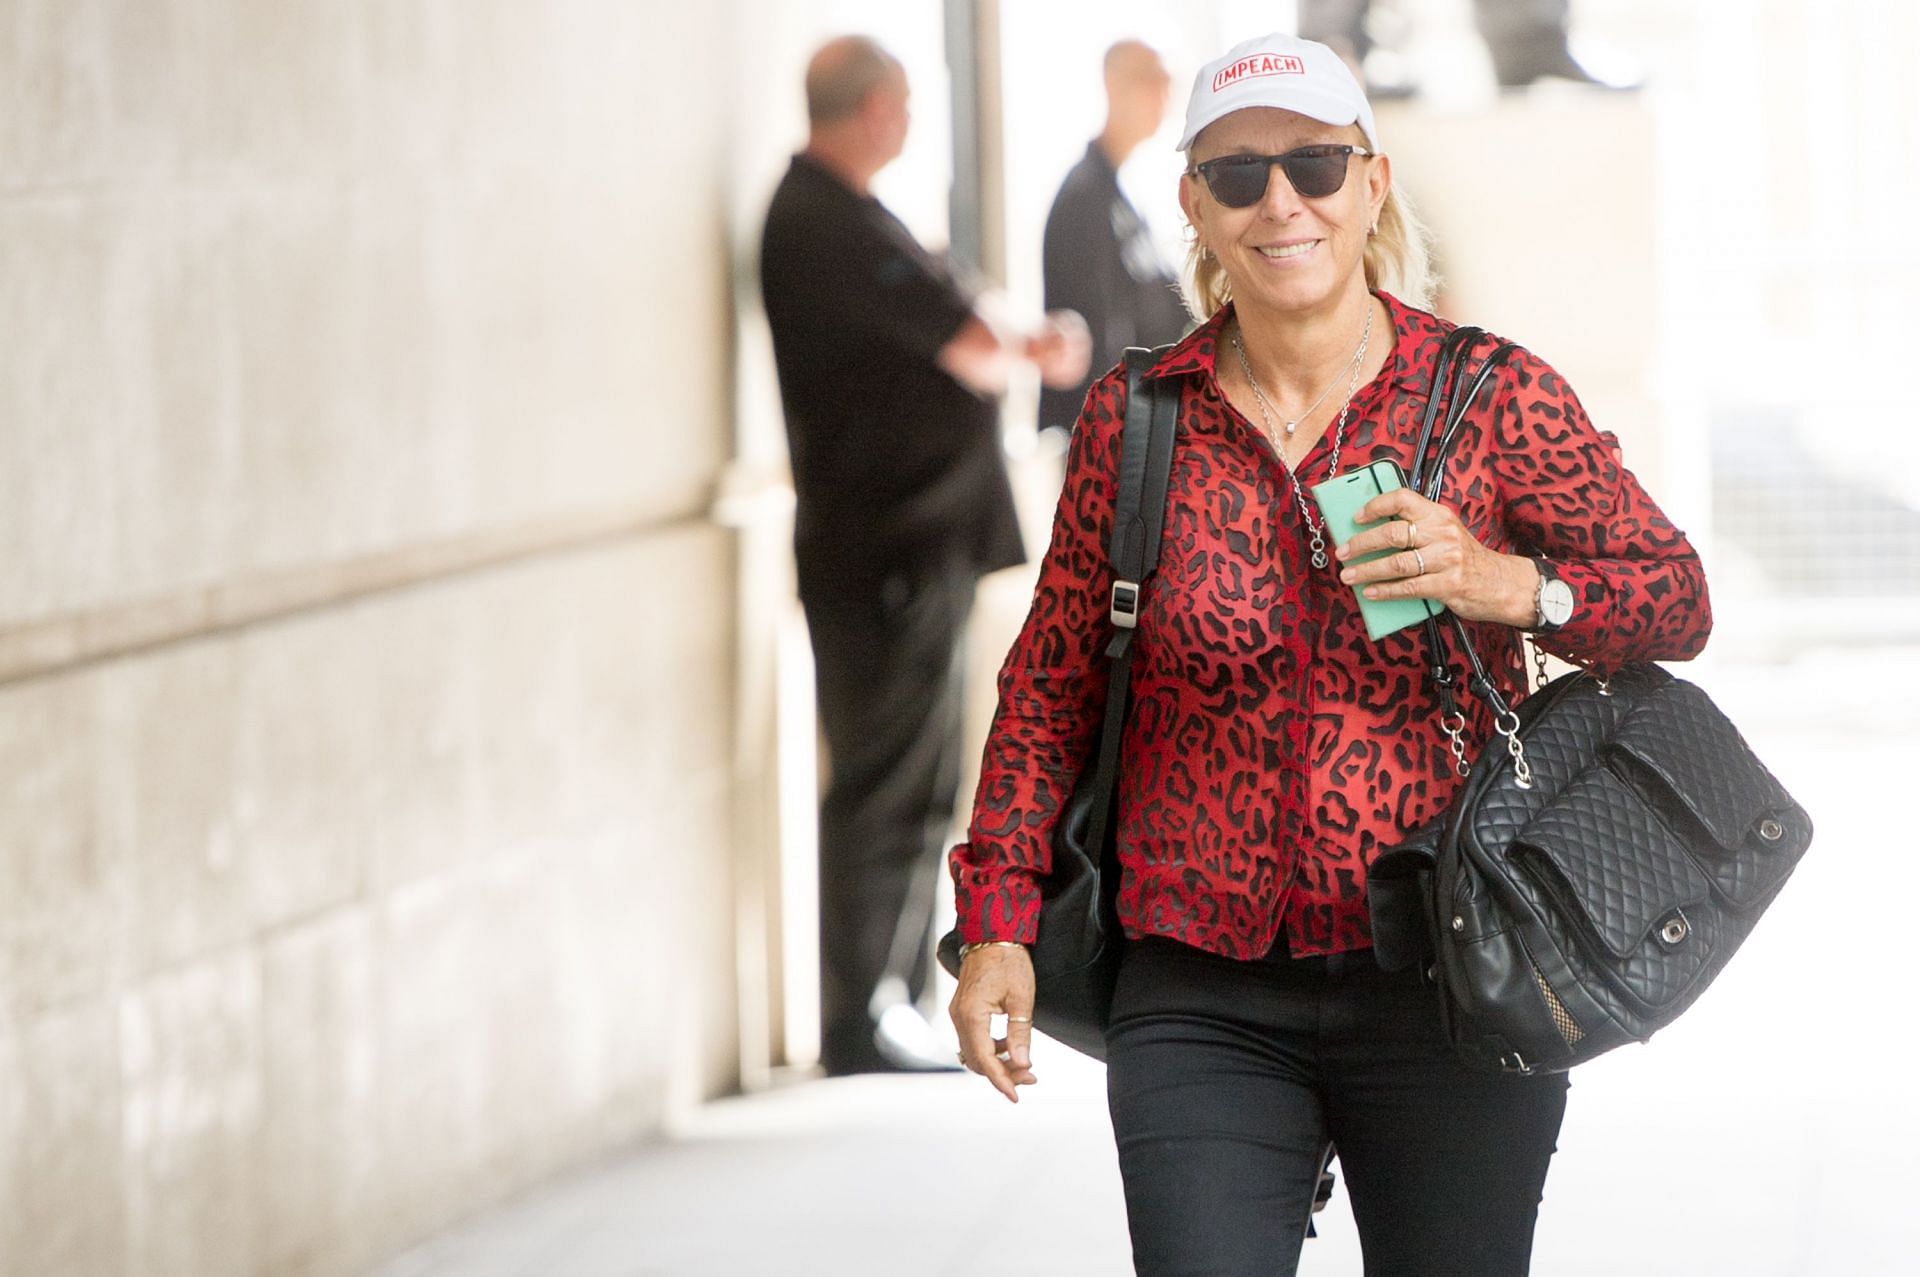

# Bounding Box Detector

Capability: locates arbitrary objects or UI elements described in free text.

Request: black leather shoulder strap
[1080,345,1178,860]
[1409,326,1484,493]
[1414,327,1524,720]
[1103,346,1178,642]
[1112,346,1178,585]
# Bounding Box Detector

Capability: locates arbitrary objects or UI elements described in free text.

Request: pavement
[371,648,1920,1277]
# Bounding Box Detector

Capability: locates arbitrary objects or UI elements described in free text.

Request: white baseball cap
[1177,33,1378,153]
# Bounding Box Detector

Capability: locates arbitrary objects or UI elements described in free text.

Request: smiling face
[1179,106,1389,321]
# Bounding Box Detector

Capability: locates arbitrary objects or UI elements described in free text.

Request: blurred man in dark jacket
[1038,40,1190,434]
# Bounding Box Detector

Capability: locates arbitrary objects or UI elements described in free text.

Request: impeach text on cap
[1211,54,1306,92]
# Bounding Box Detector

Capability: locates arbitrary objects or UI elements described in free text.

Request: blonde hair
[1183,173,1437,317]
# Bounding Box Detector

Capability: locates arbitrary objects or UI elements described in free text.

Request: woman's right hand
[949,944,1039,1102]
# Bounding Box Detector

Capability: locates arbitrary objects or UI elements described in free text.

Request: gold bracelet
[958,940,1027,959]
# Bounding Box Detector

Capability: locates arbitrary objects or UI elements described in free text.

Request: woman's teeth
[1257,242,1317,259]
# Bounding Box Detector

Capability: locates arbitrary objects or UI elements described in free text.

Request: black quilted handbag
[935,345,1178,1061]
[1367,328,1814,1074]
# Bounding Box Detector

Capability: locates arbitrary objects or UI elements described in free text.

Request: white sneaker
[871,1004,963,1072]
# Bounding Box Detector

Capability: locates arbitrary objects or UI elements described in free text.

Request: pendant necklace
[1239,333,1350,437]
[1231,304,1374,569]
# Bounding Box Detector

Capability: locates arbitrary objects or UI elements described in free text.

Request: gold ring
[1006,1015,1033,1024]
[1412,548,1426,576]
[1404,522,1418,549]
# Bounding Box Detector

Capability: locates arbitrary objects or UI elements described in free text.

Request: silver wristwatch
[1532,558,1574,630]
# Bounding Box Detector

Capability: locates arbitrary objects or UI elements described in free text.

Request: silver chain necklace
[1238,326,1357,438]
[1231,304,1374,569]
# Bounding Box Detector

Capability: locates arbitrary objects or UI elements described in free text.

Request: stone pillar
[0,3,746,1273]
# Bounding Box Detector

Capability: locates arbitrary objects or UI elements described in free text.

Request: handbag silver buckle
[1110,580,1141,629]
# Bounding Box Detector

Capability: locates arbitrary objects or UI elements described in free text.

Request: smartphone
[1309,458,1441,641]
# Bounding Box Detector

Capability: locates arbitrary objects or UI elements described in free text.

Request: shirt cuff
[952,852,1045,946]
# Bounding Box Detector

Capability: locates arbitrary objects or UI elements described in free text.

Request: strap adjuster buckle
[1110,581,1141,629]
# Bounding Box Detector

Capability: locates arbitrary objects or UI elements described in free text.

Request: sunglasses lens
[1281,149,1351,199]
[1206,158,1271,208]
[1202,149,1355,207]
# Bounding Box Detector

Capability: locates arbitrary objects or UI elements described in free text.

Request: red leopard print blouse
[950,293,1712,959]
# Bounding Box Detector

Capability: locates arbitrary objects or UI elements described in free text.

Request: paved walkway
[372,653,1920,1277]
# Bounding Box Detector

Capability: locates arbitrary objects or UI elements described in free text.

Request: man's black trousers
[800,558,974,1072]
[1106,936,1570,1276]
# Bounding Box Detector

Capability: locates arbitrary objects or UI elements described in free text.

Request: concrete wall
[0,4,743,1274]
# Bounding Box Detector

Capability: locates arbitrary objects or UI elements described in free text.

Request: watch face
[1541,579,1575,627]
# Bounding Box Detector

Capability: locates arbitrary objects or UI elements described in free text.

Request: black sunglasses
[1190,144,1376,208]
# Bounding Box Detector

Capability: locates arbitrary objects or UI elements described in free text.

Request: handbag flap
[1607,680,1799,855]
[1514,767,1711,960]
[1605,675,1797,844]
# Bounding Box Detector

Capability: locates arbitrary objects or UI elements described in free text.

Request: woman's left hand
[1335,488,1539,628]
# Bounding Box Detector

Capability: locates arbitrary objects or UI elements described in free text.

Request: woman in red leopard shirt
[947,32,1710,1277]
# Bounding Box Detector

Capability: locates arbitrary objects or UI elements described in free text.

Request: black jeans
[800,557,973,1069]
[1105,937,1569,1277]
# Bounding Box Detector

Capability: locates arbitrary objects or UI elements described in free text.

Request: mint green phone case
[1309,459,1442,640]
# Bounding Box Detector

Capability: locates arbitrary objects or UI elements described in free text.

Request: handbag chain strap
[1407,326,1544,789]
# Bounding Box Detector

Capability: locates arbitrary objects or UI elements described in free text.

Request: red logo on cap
[1212,54,1306,92]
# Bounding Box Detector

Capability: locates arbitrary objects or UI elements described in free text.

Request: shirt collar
[1143,304,1229,380]
[1379,291,1446,395]
[1145,290,1442,397]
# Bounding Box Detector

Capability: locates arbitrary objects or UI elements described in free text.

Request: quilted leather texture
[1404,663,1813,1072]
[1611,681,1792,846]
[1514,767,1710,959]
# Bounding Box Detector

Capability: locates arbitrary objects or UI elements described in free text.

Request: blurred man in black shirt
[1039,40,1190,434]
[760,35,1089,1075]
